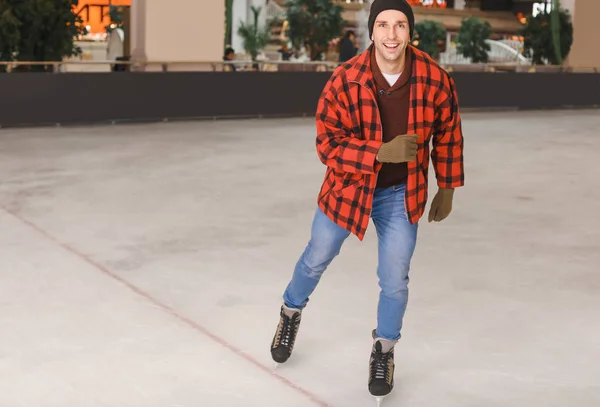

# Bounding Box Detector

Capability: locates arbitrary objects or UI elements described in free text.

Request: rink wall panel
[0,71,599,127]
[451,72,600,110]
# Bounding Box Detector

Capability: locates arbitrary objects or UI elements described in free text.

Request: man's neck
[375,48,407,75]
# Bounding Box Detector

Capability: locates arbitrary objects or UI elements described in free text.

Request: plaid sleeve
[431,73,465,189]
[315,74,383,175]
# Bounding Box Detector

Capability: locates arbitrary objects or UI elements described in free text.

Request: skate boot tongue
[374,338,395,354]
[371,329,397,353]
[282,305,301,318]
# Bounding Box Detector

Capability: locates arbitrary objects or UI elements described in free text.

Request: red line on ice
[3,207,332,407]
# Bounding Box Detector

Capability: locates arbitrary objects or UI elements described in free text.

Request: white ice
[0,110,599,407]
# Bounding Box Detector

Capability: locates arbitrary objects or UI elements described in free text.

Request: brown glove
[376,134,418,163]
[428,188,454,222]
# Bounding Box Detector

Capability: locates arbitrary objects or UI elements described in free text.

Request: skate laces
[275,312,299,348]
[370,343,392,383]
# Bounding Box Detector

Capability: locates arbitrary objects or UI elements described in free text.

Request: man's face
[371,9,410,63]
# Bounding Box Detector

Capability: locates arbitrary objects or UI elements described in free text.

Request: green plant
[105,5,126,33]
[0,3,21,71]
[550,0,561,64]
[284,0,345,61]
[522,1,572,65]
[225,0,233,48]
[457,17,491,63]
[237,5,271,61]
[0,0,85,72]
[413,20,446,61]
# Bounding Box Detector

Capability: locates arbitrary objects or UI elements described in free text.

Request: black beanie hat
[368,0,415,40]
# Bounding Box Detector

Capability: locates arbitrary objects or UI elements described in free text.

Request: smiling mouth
[383,44,400,50]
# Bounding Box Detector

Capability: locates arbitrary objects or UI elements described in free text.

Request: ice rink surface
[1,109,599,407]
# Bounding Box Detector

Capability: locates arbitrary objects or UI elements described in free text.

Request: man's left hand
[428,188,454,223]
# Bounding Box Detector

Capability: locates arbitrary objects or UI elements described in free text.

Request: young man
[270,0,464,399]
[223,47,236,72]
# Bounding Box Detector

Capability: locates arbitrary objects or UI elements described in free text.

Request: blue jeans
[283,184,419,341]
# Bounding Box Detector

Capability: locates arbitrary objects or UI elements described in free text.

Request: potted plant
[457,17,492,63]
[413,20,447,61]
[284,0,344,61]
[237,5,271,61]
[522,1,573,66]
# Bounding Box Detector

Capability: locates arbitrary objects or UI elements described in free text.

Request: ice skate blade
[374,396,385,407]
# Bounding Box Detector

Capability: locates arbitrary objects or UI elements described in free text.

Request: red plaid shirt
[316,45,464,240]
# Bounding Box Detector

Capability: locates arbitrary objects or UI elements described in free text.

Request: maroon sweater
[371,48,413,189]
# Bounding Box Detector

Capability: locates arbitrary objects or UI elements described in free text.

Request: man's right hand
[376,134,419,163]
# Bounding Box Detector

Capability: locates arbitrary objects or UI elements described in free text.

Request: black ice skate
[368,332,396,405]
[270,305,302,363]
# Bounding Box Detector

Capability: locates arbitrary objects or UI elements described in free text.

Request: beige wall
[561,0,575,15]
[131,0,224,70]
[567,0,600,70]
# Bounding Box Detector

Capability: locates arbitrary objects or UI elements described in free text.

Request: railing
[487,40,529,63]
[441,39,530,65]
[0,59,597,74]
[0,59,340,73]
[498,39,526,54]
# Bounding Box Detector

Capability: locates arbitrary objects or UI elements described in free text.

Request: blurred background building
[0,0,598,72]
